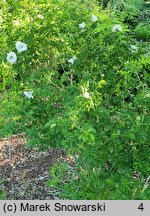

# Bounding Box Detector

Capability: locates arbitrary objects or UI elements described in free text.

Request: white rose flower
[79,22,86,29]
[91,14,98,22]
[12,20,20,26]
[83,92,90,98]
[16,41,27,53]
[68,57,77,64]
[6,51,17,64]
[130,45,138,53]
[112,24,123,32]
[37,14,44,19]
[24,91,33,99]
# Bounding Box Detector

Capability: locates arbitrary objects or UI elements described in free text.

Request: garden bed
[0,133,66,199]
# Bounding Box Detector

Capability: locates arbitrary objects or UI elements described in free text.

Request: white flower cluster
[6,52,17,65]
[112,24,123,32]
[79,14,98,30]
[83,92,90,99]
[16,41,27,53]
[91,14,98,22]
[6,41,27,64]
[6,41,31,99]
[24,91,33,99]
[68,56,77,64]
[69,14,98,65]
[79,22,86,29]
[112,25,139,53]
[37,14,44,19]
[130,45,138,53]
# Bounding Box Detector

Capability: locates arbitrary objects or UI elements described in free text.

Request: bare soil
[0,133,66,200]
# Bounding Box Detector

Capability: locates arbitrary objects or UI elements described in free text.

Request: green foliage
[0,179,6,200]
[108,0,144,12]
[107,0,145,29]
[135,23,150,41]
[47,95,150,199]
[0,0,149,199]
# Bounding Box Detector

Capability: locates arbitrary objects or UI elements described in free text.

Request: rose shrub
[0,0,149,199]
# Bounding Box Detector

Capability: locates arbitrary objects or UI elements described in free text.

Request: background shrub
[135,22,150,41]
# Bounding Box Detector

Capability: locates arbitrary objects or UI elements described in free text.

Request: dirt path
[0,133,66,199]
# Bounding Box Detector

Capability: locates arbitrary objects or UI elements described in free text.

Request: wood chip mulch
[0,133,66,200]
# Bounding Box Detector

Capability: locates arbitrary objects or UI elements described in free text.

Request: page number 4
[138,203,144,211]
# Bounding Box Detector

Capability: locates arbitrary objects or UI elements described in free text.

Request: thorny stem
[70,73,73,86]
[68,69,73,86]
[135,71,145,91]
[50,81,64,91]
